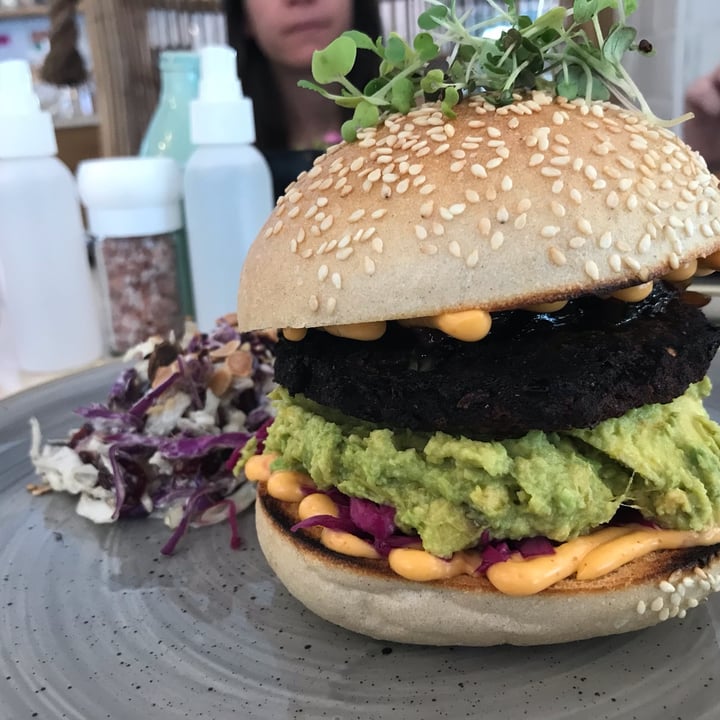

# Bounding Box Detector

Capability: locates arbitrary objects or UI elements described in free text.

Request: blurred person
[685,65,720,173]
[225,0,382,197]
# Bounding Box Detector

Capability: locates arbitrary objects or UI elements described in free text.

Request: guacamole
[264,380,720,557]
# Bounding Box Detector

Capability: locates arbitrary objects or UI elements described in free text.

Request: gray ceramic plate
[2,363,720,720]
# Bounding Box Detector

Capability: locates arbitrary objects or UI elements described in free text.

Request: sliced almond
[221,312,239,327]
[26,483,52,496]
[209,339,241,361]
[151,363,177,389]
[209,365,233,396]
[226,350,253,377]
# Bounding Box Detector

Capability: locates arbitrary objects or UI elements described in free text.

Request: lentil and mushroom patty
[273,283,720,440]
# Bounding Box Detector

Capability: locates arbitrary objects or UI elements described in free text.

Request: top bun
[237,93,720,331]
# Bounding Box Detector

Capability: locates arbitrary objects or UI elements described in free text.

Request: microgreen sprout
[299,0,690,141]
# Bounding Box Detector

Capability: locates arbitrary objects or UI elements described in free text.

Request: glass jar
[94,231,184,354]
[77,156,185,355]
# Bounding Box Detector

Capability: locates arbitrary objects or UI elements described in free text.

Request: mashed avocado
[264,380,720,556]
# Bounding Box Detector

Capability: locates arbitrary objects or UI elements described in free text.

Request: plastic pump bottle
[183,45,273,331]
[0,60,102,373]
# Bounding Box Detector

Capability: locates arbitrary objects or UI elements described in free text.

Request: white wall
[623,0,720,133]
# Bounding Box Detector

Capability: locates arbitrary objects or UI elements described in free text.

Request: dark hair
[225,0,382,150]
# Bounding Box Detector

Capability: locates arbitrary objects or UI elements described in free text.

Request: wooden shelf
[0,3,84,20]
[0,5,49,19]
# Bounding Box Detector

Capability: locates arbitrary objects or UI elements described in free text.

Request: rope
[40,0,88,87]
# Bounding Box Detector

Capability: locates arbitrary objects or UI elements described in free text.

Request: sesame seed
[486,187,498,201]
[638,234,652,253]
[487,157,504,169]
[487,126,502,138]
[517,198,532,213]
[551,156,572,166]
[326,297,337,313]
[381,184,392,198]
[420,200,434,218]
[336,247,353,261]
[577,218,593,235]
[340,185,353,197]
[331,272,342,290]
[609,253,622,272]
[412,175,426,187]
[338,234,351,249]
[364,256,376,276]
[624,256,642,272]
[659,580,675,594]
[309,295,319,311]
[650,597,665,612]
[501,175,513,192]
[451,149,466,160]
[541,167,562,177]
[433,222,445,236]
[349,209,365,222]
[421,242,439,255]
[551,201,566,218]
[541,225,561,238]
[415,224,428,240]
[508,117,520,129]
[449,240,462,257]
[529,153,545,167]
[569,236,586,249]
[514,213,528,230]
[450,203,467,216]
[416,147,431,158]
[362,227,376,241]
[450,160,466,173]
[371,237,383,253]
[397,178,410,194]
[471,164,488,179]
[585,260,600,280]
[466,249,480,266]
[320,215,334,232]
[496,206,510,223]
[552,180,564,194]
[572,157,584,172]
[465,189,480,203]
[420,184,435,195]
[440,207,454,221]
[434,143,450,155]
[479,217,492,236]
[318,264,329,281]
[599,231,613,249]
[606,191,620,209]
[549,247,567,266]
[570,189,583,205]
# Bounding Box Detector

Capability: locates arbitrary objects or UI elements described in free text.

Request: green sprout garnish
[299,0,689,142]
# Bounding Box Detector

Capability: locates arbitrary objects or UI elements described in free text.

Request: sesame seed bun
[237,94,720,332]
[256,490,720,646]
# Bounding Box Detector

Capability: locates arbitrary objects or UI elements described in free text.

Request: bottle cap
[190,45,256,145]
[77,157,183,237]
[0,59,57,159]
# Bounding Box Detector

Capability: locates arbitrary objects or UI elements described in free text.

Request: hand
[684,65,720,172]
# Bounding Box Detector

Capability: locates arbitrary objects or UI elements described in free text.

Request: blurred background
[2,0,720,171]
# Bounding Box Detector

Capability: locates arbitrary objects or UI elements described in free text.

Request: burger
[235,92,720,645]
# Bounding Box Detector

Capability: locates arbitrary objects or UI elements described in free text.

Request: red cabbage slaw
[289,487,660,576]
[30,319,276,554]
[290,489,557,574]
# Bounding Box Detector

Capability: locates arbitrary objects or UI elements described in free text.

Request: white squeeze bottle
[183,44,273,331]
[0,60,102,373]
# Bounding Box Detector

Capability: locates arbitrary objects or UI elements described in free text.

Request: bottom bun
[255,490,720,646]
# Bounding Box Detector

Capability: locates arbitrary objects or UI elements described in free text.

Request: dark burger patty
[274,283,720,440]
